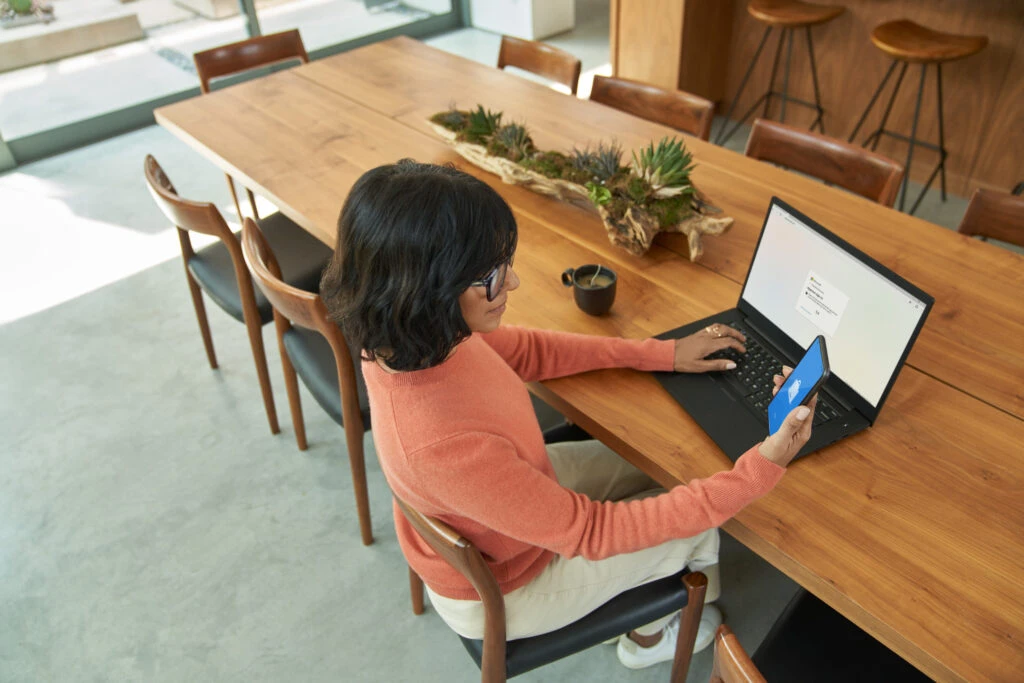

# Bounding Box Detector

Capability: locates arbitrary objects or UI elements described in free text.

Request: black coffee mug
[561,264,617,316]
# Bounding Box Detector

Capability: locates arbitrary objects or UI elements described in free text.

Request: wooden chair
[710,625,766,683]
[397,497,707,682]
[143,155,330,435]
[590,75,715,141]
[711,591,930,682]
[240,217,373,546]
[497,35,582,95]
[193,30,310,222]
[956,188,1024,249]
[745,118,904,206]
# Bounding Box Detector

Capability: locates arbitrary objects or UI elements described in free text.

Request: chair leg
[185,269,217,369]
[410,567,425,615]
[344,423,374,545]
[277,326,307,450]
[225,174,245,222]
[246,188,261,221]
[242,310,280,435]
[670,572,708,683]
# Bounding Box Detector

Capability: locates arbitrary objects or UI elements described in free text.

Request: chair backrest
[393,497,508,682]
[497,35,582,95]
[240,217,326,333]
[144,154,243,273]
[194,29,309,94]
[710,625,767,683]
[590,75,715,141]
[745,119,905,207]
[956,188,1024,248]
[240,217,366,433]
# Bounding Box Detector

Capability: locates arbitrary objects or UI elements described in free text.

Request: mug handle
[561,268,575,287]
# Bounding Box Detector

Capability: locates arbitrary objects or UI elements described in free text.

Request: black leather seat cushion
[753,589,931,682]
[460,569,693,679]
[282,326,370,429]
[187,211,332,324]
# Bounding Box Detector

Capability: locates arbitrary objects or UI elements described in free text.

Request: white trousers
[427,439,720,640]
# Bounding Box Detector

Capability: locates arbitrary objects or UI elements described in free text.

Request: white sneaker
[616,605,723,670]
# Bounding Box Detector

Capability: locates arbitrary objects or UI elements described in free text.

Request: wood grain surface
[714,0,1024,195]
[287,36,1024,421]
[154,39,1024,682]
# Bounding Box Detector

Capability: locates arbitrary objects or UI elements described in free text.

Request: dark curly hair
[320,160,518,371]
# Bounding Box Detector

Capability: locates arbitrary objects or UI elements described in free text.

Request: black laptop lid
[736,198,934,423]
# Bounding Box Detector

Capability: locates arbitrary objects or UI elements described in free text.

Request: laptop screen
[740,201,929,407]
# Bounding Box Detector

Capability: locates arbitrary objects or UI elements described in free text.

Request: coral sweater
[364,326,785,600]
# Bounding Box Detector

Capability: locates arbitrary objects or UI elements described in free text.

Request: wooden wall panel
[611,0,685,90]
[965,27,1024,194]
[717,0,1023,195]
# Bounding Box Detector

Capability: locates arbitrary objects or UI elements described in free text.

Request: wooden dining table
[155,36,1024,683]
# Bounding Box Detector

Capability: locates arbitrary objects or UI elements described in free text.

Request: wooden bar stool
[848,20,988,214]
[715,0,845,145]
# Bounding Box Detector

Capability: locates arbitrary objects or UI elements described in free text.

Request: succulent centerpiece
[428,105,732,260]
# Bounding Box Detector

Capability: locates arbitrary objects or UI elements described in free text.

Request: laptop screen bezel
[736,197,935,424]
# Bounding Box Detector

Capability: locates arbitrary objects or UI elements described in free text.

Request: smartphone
[768,335,829,435]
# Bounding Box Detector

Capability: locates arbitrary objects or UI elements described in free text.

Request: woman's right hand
[758,366,817,468]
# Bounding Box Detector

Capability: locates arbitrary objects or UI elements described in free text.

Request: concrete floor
[1,3,1012,680]
[0,0,433,139]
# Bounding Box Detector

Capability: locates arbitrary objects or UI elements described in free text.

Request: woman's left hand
[673,324,746,373]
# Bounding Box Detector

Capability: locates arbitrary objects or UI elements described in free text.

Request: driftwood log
[429,122,732,261]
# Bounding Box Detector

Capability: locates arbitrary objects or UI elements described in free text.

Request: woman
[320,160,815,670]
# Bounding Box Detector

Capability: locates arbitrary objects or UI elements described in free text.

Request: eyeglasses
[470,260,512,302]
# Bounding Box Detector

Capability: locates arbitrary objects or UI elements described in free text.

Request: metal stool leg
[868,62,908,151]
[936,63,947,200]
[848,60,899,143]
[779,28,795,123]
[899,64,929,211]
[806,26,826,133]
[715,26,773,144]
[762,29,787,120]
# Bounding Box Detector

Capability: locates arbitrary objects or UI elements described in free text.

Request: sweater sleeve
[408,433,785,561]
[479,325,676,382]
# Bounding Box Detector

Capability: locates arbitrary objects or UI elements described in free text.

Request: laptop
[655,197,934,462]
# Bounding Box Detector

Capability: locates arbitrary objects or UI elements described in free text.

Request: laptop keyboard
[707,322,843,427]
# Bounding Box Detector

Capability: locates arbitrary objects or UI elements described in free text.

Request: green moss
[520,151,571,179]
[487,139,510,159]
[626,176,651,204]
[648,194,694,227]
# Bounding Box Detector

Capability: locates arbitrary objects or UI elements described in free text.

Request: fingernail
[725,362,737,370]
[796,406,810,420]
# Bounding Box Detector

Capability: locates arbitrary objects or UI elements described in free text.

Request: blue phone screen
[768,337,824,435]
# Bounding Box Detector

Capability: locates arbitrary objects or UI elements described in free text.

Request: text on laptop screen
[741,204,927,406]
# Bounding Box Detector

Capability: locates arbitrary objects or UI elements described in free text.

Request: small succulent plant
[570,147,600,174]
[585,181,611,206]
[433,108,469,132]
[493,123,534,161]
[631,137,695,196]
[590,141,624,181]
[463,105,503,143]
